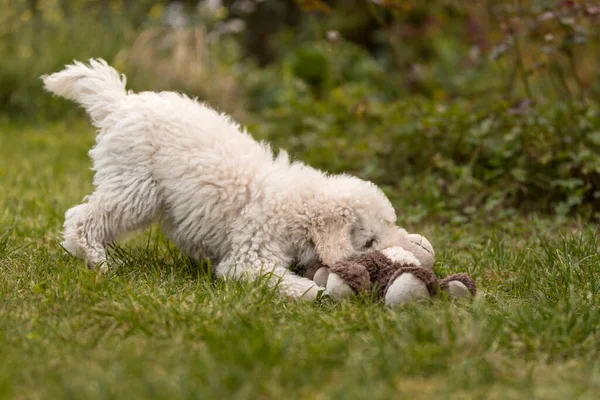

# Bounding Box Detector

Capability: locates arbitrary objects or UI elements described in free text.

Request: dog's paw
[300,285,326,301]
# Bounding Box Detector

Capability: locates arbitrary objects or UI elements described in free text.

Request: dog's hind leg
[62,175,161,270]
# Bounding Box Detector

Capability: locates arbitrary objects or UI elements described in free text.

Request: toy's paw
[326,261,370,301]
[384,273,429,306]
[313,266,330,288]
[398,234,435,270]
[326,272,355,300]
[439,273,477,300]
[384,266,439,307]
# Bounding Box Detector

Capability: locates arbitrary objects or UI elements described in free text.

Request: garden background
[1,1,600,398]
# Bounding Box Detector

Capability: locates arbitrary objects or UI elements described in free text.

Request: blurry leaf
[291,48,328,88]
[586,6,600,15]
[294,0,331,13]
[149,4,164,18]
[559,17,575,26]
[489,43,509,61]
[586,131,600,146]
[551,179,584,190]
[302,116,330,133]
[510,168,527,183]
[538,12,555,21]
[508,99,533,116]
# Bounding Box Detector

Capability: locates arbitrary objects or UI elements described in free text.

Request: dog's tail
[42,59,127,125]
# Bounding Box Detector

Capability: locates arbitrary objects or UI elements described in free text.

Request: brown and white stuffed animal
[305,234,476,307]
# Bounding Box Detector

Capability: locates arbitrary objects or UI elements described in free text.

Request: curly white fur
[43,59,410,300]
[381,246,421,266]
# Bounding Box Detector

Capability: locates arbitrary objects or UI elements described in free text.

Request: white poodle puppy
[43,59,409,300]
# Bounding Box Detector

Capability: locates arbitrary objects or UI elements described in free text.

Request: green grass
[1,121,600,399]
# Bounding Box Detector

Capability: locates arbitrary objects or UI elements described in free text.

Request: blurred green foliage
[2,0,600,218]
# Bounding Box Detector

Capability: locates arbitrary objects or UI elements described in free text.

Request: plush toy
[305,234,476,307]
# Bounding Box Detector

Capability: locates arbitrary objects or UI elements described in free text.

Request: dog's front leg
[215,253,324,301]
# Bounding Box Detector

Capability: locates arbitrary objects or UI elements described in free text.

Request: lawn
[1,121,600,399]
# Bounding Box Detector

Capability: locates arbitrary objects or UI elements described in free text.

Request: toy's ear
[309,214,355,267]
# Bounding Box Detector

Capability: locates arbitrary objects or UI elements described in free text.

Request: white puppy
[43,59,410,300]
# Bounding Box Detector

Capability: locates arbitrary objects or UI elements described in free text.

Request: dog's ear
[309,212,355,266]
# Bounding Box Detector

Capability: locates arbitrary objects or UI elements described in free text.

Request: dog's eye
[364,238,377,249]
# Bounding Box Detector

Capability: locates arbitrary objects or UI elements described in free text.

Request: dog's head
[305,174,408,267]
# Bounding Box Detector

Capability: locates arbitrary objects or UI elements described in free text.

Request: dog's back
[43,59,283,264]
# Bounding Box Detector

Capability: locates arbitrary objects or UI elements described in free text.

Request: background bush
[2,0,600,219]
